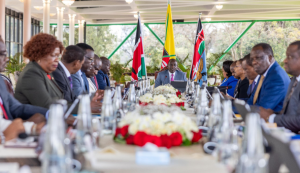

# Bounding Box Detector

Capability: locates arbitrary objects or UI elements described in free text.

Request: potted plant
[5,52,26,84]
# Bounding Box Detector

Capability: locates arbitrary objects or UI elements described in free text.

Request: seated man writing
[155,59,187,88]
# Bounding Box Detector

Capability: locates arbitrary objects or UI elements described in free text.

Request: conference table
[0,100,231,173]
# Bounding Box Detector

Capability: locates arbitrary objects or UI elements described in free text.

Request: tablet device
[170,81,187,93]
[233,99,259,121]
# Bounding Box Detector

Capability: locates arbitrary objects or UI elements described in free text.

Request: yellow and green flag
[160,1,176,69]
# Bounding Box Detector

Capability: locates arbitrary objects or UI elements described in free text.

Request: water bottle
[193,84,201,112]
[236,113,267,173]
[136,87,141,105]
[76,93,95,153]
[214,99,237,164]
[127,81,136,111]
[196,85,209,127]
[101,87,115,135]
[113,85,125,126]
[207,87,222,142]
[42,103,73,173]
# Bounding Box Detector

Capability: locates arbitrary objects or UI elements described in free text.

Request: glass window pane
[10,17,14,41]
[20,20,23,44]
[5,16,9,41]
[5,42,10,57]
[31,24,34,36]
[15,18,19,42]
[10,43,18,57]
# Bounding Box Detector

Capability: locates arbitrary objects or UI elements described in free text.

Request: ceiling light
[50,13,56,17]
[216,4,223,10]
[34,6,43,10]
[125,0,133,4]
[19,0,23,2]
[134,14,138,19]
[62,0,75,6]
[206,18,211,22]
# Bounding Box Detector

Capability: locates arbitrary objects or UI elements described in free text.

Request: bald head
[168,59,177,73]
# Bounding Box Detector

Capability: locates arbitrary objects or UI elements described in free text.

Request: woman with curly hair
[14,33,65,109]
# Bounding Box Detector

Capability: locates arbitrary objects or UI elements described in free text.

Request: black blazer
[235,77,249,99]
[0,77,48,120]
[52,63,76,102]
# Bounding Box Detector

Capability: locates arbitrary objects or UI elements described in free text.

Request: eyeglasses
[0,52,7,57]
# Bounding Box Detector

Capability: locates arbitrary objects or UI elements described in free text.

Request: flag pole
[189,12,202,81]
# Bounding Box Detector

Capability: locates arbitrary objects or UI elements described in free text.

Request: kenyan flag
[190,15,207,85]
[131,14,147,81]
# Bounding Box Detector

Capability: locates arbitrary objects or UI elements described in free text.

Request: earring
[38,60,41,63]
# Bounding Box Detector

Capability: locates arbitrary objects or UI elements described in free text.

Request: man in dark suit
[90,54,102,89]
[52,45,85,102]
[155,59,187,88]
[71,43,95,97]
[241,54,259,98]
[260,41,300,133]
[248,43,290,112]
[96,57,111,90]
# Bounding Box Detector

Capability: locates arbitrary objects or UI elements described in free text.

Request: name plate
[136,147,170,165]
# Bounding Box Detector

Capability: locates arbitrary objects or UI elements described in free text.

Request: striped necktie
[280,79,298,115]
[253,76,265,104]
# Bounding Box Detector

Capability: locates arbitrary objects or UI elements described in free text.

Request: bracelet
[0,132,5,144]
[32,124,37,136]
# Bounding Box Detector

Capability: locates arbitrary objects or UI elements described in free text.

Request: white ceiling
[5,0,300,24]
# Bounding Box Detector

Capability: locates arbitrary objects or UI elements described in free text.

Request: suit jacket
[14,62,63,109]
[247,61,290,112]
[71,71,90,98]
[96,70,110,90]
[235,77,249,99]
[220,76,238,97]
[52,63,76,102]
[154,70,187,88]
[0,75,48,120]
[273,77,300,132]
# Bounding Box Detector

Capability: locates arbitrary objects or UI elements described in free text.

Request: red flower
[160,135,172,149]
[192,130,202,143]
[120,125,129,137]
[145,135,162,147]
[126,135,134,144]
[170,132,183,146]
[133,131,148,147]
[115,128,121,137]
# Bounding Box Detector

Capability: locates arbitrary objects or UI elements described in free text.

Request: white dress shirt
[0,97,33,134]
[169,71,176,82]
[59,61,71,78]
[269,74,300,123]
[77,69,84,87]
[87,78,97,94]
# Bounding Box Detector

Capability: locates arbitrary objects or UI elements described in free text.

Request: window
[5,8,41,59]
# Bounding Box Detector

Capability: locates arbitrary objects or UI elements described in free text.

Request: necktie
[171,74,174,82]
[94,76,99,89]
[234,80,240,96]
[280,79,298,115]
[67,76,73,89]
[47,74,51,80]
[251,81,256,93]
[253,76,265,104]
[0,102,9,120]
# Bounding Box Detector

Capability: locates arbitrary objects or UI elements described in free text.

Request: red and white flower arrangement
[114,105,202,148]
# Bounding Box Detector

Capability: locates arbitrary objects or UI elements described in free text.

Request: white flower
[153,95,167,105]
[139,93,153,103]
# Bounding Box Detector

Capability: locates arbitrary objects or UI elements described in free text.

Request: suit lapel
[81,73,89,92]
[164,70,170,84]
[0,78,12,119]
[58,64,74,99]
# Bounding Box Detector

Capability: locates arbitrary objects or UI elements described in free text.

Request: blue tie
[67,76,73,89]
